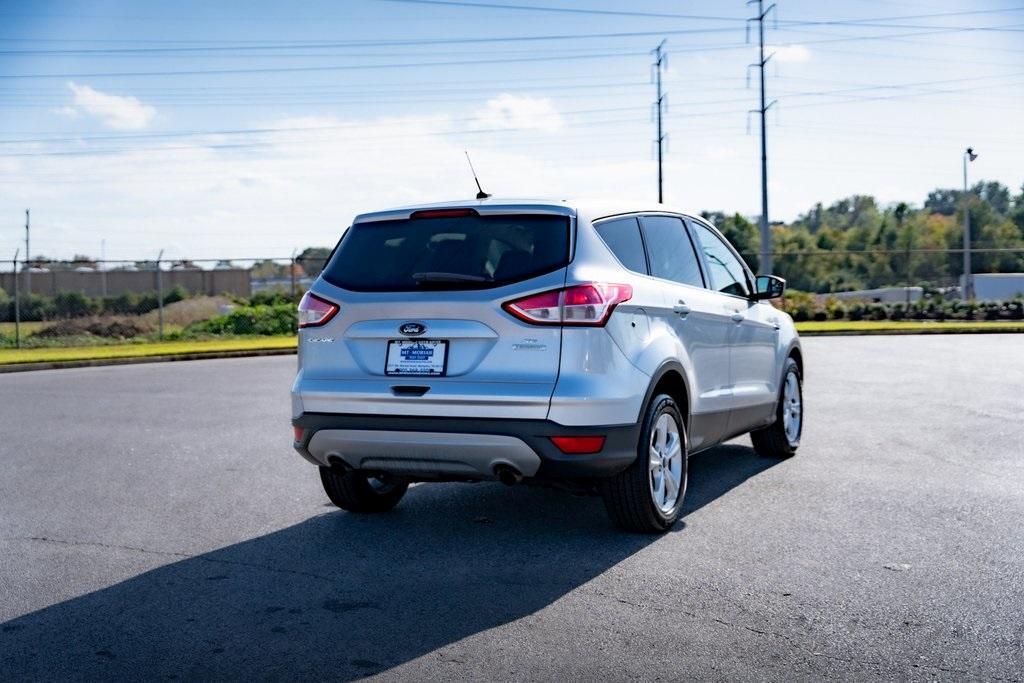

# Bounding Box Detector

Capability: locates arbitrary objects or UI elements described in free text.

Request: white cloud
[64,82,156,130]
[472,94,563,132]
[768,44,812,63]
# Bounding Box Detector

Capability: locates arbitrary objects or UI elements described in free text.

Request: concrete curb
[0,347,296,374]
[799,327,1024,337]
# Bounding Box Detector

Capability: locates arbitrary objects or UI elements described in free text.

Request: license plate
[385,339,448,376]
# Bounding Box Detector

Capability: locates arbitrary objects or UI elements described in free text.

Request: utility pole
[13,248,21,349]
[290,248,297,299]
[652,40,668,204]
[24,209,30,295]
[962,147,978,300]
[156,248,165,341]
[748,0,776,275]
[101,238,108,297]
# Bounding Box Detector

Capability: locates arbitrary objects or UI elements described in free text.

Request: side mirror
[752,274,786,300]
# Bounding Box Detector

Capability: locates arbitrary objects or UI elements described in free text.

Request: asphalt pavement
[1,335,1022,681]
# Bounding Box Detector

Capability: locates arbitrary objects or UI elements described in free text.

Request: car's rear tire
[601,394,687,533]
[319,467,409,513]
[750,357,802,458]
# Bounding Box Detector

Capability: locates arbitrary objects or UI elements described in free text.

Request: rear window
[322,213,570,291]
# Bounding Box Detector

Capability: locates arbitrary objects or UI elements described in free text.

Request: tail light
[503,283,632,327]
[298,292,339,328]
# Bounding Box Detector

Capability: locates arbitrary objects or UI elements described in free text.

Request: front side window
[639,215,704,288]
[692,223,750,297]
[322,213,570,291]
[594,217,648,274]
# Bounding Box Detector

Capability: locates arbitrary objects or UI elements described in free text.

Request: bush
[823,297,846,321]
[0,286,192,322]
[1,293,55,322]
[185,303,295,336]
[780,290,818,322]
[98,285,187,316]
[245,290,299,307]
[53,291,100,318]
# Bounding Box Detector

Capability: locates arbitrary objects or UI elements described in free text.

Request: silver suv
[291,199,803,532]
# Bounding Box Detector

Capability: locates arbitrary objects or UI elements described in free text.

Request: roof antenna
[464,151,491,200]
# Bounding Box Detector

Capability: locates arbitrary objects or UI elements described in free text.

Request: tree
[250,259,285,279]
[924,189,961,216]
[296,247,331,278]
[973,181,1012,216]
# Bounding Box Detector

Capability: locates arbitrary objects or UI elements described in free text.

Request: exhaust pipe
[494,464,523,486]
[326,455,351,472]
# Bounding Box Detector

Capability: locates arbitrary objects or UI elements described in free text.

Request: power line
[378,0,1024,27]
[370,0,745,22]
[0,50,656,80]
[2,75,1020,158]
[6,15,1021,62]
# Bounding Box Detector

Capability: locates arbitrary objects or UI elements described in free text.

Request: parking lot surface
[1,335,1022,681]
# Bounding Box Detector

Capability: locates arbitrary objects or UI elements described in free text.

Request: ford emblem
[399,322,426,337]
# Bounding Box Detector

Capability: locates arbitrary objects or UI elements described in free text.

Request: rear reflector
[410,208,478,219]
[293,426,304,442]
[503,283,632,327]
[298,292,339,328]
[550,435,606,454]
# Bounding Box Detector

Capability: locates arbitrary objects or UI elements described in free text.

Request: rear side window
[594,217,648,274]
[692,223,751,297]
[321,213,570,291]
[639,215,704,288]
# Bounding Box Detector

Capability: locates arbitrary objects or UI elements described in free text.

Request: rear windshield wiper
[412,272,490,283]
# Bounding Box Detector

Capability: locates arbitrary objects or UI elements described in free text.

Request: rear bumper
[291,413,639,480]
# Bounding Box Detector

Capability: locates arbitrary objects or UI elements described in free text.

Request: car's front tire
[601,394,687,533]
[750,356,803,458]
[319,467,409,513]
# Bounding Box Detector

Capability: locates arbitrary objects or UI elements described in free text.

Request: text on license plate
[385,339,448,376]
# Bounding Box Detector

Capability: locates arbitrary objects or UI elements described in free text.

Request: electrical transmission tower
[748,0,776,274]
[652,40,668,203]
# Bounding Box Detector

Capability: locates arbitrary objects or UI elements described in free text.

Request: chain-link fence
[0,256,328,349]
[1,249,1022,350]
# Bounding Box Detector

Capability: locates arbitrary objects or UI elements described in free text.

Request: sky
[0,0,1022,263]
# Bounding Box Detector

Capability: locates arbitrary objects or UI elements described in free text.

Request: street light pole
[962,147,978,300]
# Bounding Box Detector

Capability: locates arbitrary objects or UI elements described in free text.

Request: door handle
[730,312,744,323]
[672,301,691,317]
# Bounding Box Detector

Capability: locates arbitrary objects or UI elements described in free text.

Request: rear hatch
[296,206,572,420]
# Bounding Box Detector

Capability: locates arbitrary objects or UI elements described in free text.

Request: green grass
[0,321,47,335]
[796,320,1024,334]
[0,336,297,365]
